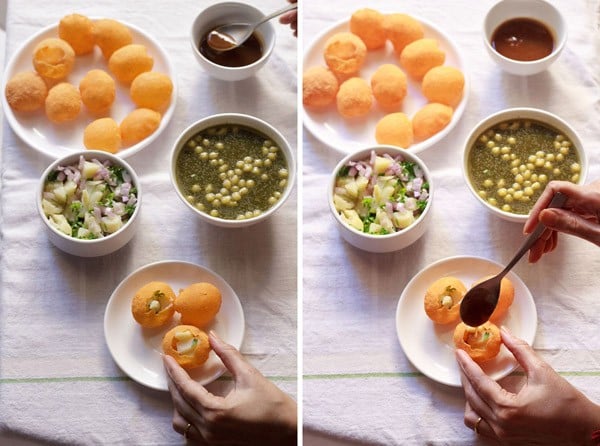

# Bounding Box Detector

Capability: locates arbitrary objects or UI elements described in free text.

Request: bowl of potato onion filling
[37,150,141,257]
[329,146,433,253]
[171,113,295,228]
[464,108,587,223]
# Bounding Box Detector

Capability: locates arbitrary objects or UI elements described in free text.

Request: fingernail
[501,325,511,335]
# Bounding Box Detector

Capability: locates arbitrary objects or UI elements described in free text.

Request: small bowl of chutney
[483,0,566,76]
[191,2,276,81]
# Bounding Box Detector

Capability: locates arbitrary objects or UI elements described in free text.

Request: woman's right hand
[524,180,600,262]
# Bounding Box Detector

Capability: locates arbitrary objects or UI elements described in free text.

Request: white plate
[1,19,177,159]
[303,16,468,154]
[395,255,537,387]
[104,260,245,391]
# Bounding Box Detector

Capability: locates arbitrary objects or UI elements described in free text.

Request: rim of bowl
[483,0,567,67]
[190,2,276,72]
[37,150,142,244]
[170,113,296,226]
[328,145,433,239]
[463,107,587,221]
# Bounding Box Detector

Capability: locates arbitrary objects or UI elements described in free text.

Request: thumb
[500,326,542,376]
[209,331,255,381]
[540,208,600,246]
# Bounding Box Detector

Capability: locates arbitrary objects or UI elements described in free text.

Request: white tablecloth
[303,1,600,444]
[0,1,297,444]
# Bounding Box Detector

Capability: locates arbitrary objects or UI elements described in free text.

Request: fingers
[456,349,498,421]
[464,406,496,439]
[523,181,567,234]
[539,208,600,246]
[500,327,542,377]
[172,410,206,445]
[163,354,217,413]
[209,331,256,382]
[527,229,557,263]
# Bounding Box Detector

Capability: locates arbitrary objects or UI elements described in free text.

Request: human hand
[456,326,600,445]
[163,331,297,445]
[523,180,600,262]
[279,0,297,37]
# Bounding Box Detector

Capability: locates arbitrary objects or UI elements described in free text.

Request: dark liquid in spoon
[460,286,499,327]
[199,31,263,67]
[491,18,554,61]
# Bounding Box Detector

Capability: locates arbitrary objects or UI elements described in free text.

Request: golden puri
[453,321,502,363]
[336,77,372,118]
[400,38,445,80]
[45,82,81,123]
[162,325,211,370]
[423,276,467,325]
[84,117,121,153]
[5,71,48,112]
[412,103,453,141]
[131,281,176,328]
[472,276,515,324]
[421,65,465,107]
[32,38,75,80]
[108,44,154,84]
[383,13,424,54]
[349,8,386,50]
[79,69,116,115]
[175,282,222,328]
[370,64,407,111]
[302,66,339,108]
[58,13,95,55]
[323,32,367,79]
[375,112,413,148]
[130,71,173,110]
[120,108,161,146]
[93,18,133,59]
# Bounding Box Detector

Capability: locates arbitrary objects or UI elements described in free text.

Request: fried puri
[412,103,453,141]
[131,281,176,328]
[370,64,407,111]
[349,8,386,50]
[120,108,161,146]
[400,38,445,80]
[79,69,116,115]
[175,282,222,328]
[302,66,339,108]
[58,13,95,55]
[383,13,424,54]
[375,112,413,148]
[424,276,467,325]
[336,77,372,118]
[422,65,465,107]
[162,325,211,370]
[130,71,173,110]
[45,82,81,123]
[93,18,133,59]
[453,321,502,363]
[473,275,515,324]
[108,44,154,84]
[5,71,48,112]
[323,32,367,79]
[32,38,75,80]
[84,117,121,153]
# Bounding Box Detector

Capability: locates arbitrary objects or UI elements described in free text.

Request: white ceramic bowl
[190,2,276,81]
[37,150,141,257]
[463,107,587,223]
[483,0,567,76]
[171,113,296,228]
[328,146,433,253]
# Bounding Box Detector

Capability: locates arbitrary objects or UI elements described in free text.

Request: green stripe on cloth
[0,374,297,384]
[303,371,600,380]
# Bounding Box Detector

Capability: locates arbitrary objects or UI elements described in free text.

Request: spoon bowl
[207,3,297,51]
[460,192,568,326]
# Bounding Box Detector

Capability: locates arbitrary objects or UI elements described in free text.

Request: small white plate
[1,19,177,159]
[104,260,245,391]
[303,16,468,154]
[395,256,537,387]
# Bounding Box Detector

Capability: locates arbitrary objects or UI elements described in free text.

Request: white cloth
[303,0,600,444]
[0,1,297,444]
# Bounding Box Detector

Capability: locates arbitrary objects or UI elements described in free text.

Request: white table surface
[302,0,600,444]
[0,1,297,444]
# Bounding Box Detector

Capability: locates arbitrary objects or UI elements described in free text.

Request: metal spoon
[207,3,298,51]
[459,192,568,327]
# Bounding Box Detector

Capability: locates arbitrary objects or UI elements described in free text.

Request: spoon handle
[498,192,568,278]
[255,3,297,27]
